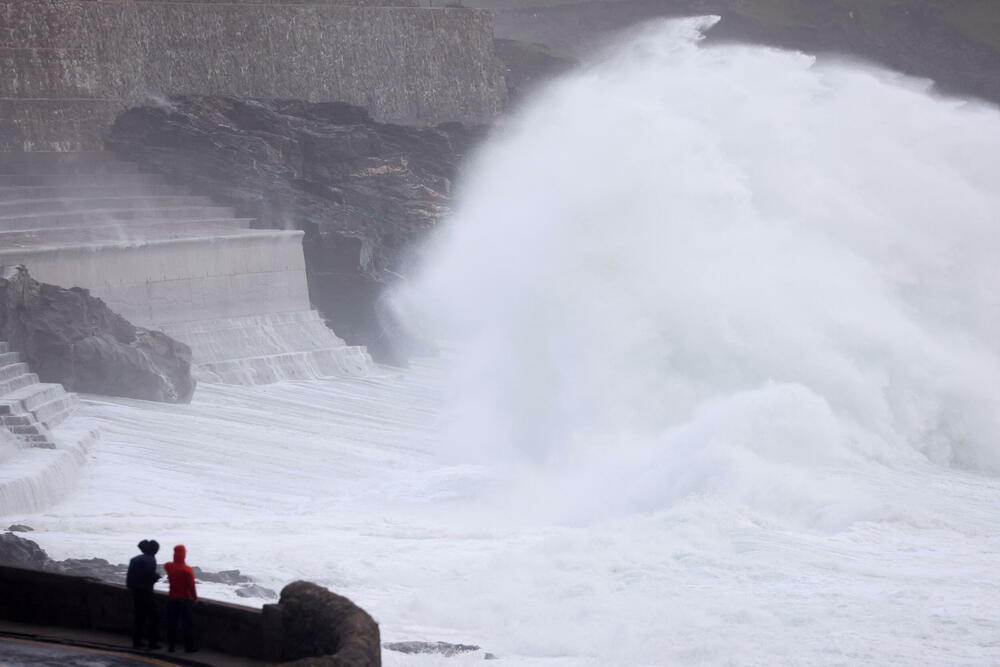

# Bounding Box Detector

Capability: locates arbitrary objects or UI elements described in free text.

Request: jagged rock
[58,557,127,581]
[0,532,49,569]
[0,266,195,403]
[192,567,250,585]
[236,583,278,600]
[107,96,484,363]
[383,641,481,656]
[274,580,381,666]
[6,524,33,532]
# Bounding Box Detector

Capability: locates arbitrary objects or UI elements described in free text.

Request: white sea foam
[397,17,1000,528]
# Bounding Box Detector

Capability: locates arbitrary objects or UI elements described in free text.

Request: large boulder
[107,96,483,363]
[273,581,381,667]
[0,266,195,403]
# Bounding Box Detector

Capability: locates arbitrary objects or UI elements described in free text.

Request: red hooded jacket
[164,544,197,600]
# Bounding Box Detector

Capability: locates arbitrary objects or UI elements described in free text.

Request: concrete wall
[0,565,383,665]
[0,564,281,659]
[0,0,507,150]
[0,232,312,327]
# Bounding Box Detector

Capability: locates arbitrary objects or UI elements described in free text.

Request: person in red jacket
[163,544,198,653]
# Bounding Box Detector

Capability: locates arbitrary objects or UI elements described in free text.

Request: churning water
[13,18,1000,667]
[399,17,1000,529]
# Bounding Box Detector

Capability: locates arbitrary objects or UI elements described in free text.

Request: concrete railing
[0,565,381,665]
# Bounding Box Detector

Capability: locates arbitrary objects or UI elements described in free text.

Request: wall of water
[398,17,1000,528]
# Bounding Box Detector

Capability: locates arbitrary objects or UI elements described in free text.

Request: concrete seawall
[1,233,313,328]
[0,565,381,664]
[0,0,507,150]
[2,565,277,659]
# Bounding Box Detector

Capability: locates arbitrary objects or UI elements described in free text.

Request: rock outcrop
[383,641,482,657]
[275,581,381,666]
[108,96,483,362]
[0,266,195,403]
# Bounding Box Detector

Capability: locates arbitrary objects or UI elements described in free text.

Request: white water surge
[7,17,1000,666]
[399,17,1000,526]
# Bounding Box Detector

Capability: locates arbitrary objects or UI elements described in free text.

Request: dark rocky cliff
[0,266,195,403]
[108,97,484,362]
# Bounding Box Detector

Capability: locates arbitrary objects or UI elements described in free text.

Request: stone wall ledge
[0,564,381,665]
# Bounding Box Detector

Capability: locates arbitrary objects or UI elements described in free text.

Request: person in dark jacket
[164,544,198,653]
[126,539,162,649]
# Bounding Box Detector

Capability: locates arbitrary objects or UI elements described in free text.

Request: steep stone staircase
[0,342,80,449]
[0,152,256,248]
[0,151,374,385]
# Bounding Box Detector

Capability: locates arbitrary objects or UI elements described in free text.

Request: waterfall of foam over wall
[396,17,1000,528]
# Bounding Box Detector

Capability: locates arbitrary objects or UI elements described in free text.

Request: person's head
[173,544,186,563]
[138,539,160,555]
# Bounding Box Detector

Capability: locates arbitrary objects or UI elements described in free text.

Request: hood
[172,544,187,564]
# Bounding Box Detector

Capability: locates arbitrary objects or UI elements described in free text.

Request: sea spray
[396,17,1000,527]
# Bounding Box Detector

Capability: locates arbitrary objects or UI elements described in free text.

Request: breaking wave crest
[397,17,1000,528]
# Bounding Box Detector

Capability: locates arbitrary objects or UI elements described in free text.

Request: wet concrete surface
[0,637,179,666]
[0,620,265,667]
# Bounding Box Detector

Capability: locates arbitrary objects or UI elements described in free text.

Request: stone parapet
[0,565,381,665]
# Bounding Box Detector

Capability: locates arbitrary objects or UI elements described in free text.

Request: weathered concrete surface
[0,0,506,150]
[0,266,195,403]
[3,234,314,329]
[108,97,480,362]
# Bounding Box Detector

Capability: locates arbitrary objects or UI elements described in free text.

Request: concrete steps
[0,361,30,384]
[0,173,165,187]
[0,195,215,215]
[161,311,375,383]
[0,371,41,396]
[0,342,80,448]
[0,152,360,385]
[0,151,140,175]
[0,183,190,201]
[0,205,238,230]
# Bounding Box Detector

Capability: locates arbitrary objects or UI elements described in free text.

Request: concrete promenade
[0,620,266,667]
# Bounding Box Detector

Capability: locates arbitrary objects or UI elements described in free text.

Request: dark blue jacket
[126,553,160,590]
